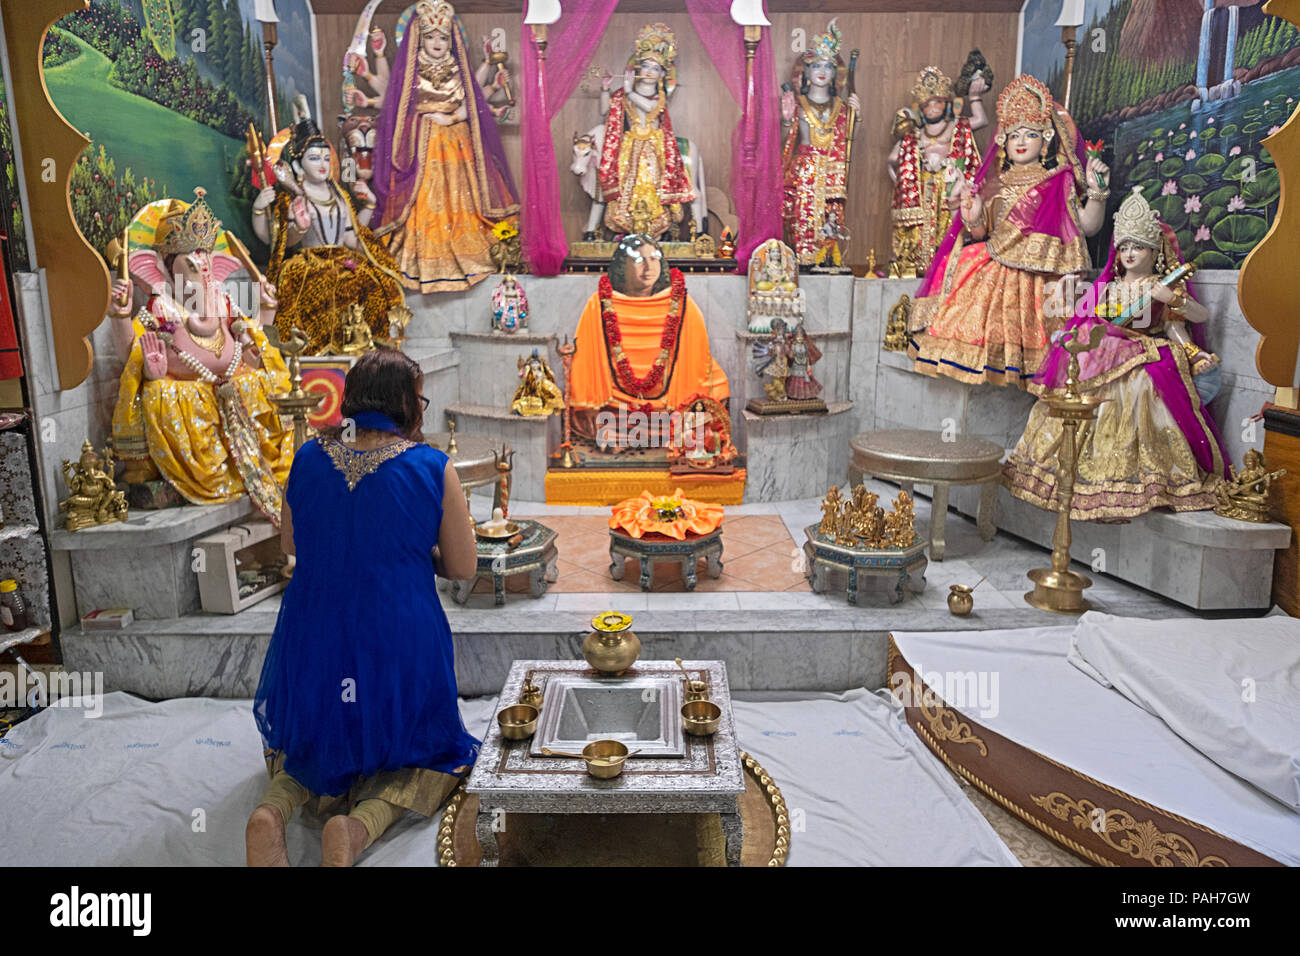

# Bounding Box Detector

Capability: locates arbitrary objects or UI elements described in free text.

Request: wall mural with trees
[42,0,318,265]
[1021,0,1300,269]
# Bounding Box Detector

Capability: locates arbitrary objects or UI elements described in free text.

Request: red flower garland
[598,268,687,398]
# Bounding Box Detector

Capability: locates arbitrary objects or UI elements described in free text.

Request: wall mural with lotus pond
[1021,0,1300,268]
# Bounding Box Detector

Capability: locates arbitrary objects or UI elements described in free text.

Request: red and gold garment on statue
[597,88,695,238]
[781,95,850,266]
[891,117,980,271]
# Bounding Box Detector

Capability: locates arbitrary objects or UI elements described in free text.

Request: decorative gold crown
[416,0,454,36]
[803,19,842,64]
[155,188,222,256]
[911,66,954,105]
[996,74,1054,137]
[1112,187,1163,249]
[631,22,677,69]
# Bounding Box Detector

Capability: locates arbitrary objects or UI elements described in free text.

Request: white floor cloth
[893,626,1300,866]
[0,690,1016,867]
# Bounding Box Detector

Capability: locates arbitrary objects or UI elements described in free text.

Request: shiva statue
[251,95,405,355]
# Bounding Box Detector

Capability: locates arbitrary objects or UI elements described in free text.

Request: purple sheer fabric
[1034,227,1228,477]
[685,0,782,271]
[371,17,518,234]
[519,0,621,276]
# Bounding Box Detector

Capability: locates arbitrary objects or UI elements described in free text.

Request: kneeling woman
[247,348,479,866]
[1003,188,1229,518]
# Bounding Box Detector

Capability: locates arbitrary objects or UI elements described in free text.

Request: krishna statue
[368,0,519,292]
[780,20,860,269]
[597,23,695,241]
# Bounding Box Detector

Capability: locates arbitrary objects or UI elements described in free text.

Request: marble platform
[60,490,1228,701]
[948,482,1290,610]
[742,401,854,501]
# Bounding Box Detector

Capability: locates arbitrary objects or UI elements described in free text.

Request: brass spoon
[675,657,692,680]
[540,747,640,764]
[540,748,586,759]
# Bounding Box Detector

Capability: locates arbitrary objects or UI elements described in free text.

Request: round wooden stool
[849,429,1004,561]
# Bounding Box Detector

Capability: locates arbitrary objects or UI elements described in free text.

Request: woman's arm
[280,500,295,556]
[434,461,477,580]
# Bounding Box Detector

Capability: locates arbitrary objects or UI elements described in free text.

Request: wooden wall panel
[313,9,1024,265]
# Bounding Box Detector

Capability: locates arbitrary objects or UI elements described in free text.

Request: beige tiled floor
[470,513,810,595]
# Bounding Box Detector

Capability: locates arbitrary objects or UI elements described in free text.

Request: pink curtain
[685,0,781,271]
[520,0,621,276]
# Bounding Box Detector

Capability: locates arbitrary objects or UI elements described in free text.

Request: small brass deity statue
[1214,449,1285,523]
[817,483,916,550]
[883,294,912,352]
[510,349,565,417]
[60,440,129,532]
[323,303,377,356]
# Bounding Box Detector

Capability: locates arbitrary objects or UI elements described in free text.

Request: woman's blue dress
[253,435,480,797]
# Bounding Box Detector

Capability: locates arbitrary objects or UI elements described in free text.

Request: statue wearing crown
[1003,187,1229,519]
[888,61,989,275]
[908,74,1109,388]
[596,23,695,241]
[106,189,295,526]
[363,0,520,292]
[780,20,861,269]
[251,94,406,354]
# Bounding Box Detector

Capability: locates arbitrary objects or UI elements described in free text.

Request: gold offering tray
[475,521,522,540]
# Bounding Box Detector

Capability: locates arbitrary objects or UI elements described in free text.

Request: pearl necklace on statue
[163,332,243,384]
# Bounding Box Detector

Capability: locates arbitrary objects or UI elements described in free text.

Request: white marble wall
[447,404,555,503]
[450,331,561,409]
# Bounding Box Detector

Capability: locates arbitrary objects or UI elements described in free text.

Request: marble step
[948,481,1289,610]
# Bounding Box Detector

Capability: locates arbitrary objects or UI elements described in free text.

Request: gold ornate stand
[269,327,324,451]
[1025,326,1106,614]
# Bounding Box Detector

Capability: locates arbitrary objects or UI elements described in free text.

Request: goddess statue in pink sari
[1003,188,1228,519]
[908,74,1110,387]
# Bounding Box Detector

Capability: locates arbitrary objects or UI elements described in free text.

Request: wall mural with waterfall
[1021,0,1300,268]
[42,0,318,264]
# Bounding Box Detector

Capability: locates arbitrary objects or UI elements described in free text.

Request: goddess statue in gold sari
[367,1,519,292]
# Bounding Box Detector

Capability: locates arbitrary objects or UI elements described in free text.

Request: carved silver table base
[804,526,928,605]
[449,520,558,606]
[608,527,724,591]
[467,660,747,867]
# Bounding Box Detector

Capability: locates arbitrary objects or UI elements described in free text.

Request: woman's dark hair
[330,347,425,441]
[1001,130,1060,172]
[608,234,670,295]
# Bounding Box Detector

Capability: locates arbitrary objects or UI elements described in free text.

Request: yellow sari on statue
[369,4,519,293]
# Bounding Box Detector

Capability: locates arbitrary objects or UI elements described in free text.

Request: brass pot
[519,679,543,710]
[497,704,539,740]
[682,699,722,736]
[582,611,641,676]
[947,585,974,616]
[684,680,709,702]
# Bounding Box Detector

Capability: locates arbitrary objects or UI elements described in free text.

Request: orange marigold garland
[609,489,724,540]
[599,267,687,397]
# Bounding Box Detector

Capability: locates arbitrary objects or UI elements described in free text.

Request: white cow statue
[570,124,708,241]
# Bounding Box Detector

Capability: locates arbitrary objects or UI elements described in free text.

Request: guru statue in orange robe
[568,235,728,447]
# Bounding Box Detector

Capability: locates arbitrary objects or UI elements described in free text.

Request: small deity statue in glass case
[511,348,565,417]
[667,395,739,475]
[491,274,529,334]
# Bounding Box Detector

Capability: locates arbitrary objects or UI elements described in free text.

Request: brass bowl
[497,704,539,740]
[581,739,631,779]
[681,700,722,737]
[947,584,974,617]
[476,521,521,540]
[684,679,709,702]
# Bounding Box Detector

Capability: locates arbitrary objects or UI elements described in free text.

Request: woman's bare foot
[321,814,369,867]
[246,804,291,867]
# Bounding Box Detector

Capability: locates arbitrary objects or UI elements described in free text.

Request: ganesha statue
[106,188,295,526]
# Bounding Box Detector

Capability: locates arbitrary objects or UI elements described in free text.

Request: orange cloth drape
[569,287,729,409]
